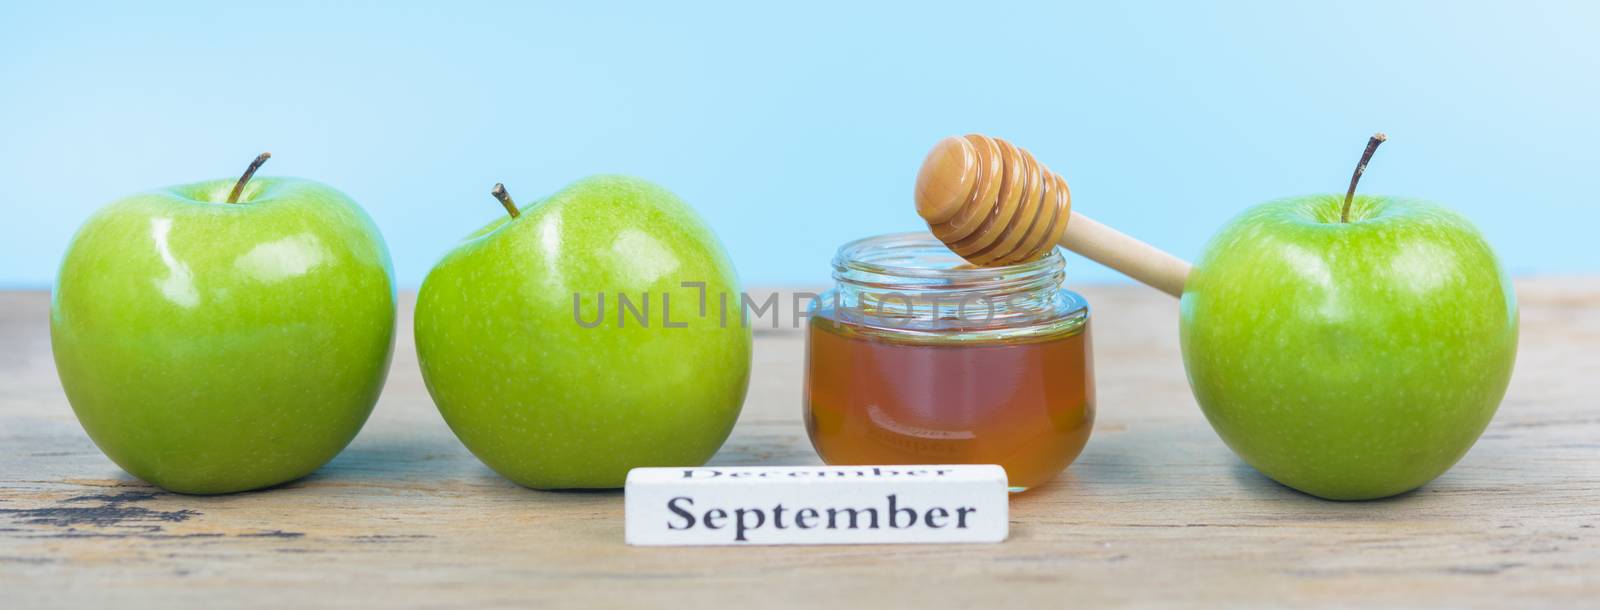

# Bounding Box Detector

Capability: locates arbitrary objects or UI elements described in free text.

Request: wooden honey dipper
[915,134,1192,297]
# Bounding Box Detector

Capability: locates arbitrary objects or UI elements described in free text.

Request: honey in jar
[804,233,1094,491]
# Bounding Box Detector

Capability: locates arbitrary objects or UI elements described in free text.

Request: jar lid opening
[832,232,1064,287]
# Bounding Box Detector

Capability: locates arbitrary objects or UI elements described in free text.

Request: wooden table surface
[2,282,1597,609]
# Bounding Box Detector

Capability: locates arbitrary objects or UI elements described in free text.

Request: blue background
[2,1,1595,288]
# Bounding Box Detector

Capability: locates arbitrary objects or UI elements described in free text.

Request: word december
[680,467,957,479]
[665,494,977,542]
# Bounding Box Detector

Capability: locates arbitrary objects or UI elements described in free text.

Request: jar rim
[821,233,1082,339]
[831,232,1064,284]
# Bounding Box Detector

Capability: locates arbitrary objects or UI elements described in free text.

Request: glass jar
[803,232,1094,491]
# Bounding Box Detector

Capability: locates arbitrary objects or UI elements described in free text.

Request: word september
[666,493,978,542]
[624,465,1008,546]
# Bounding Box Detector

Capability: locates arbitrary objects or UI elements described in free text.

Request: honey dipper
[915,134,1192,297]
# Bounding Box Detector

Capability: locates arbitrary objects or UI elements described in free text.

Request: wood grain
[2,281,1596,609]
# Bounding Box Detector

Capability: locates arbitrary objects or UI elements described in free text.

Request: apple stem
[227,153,272,204]
[1340,133,1387,223]
[491,183,521,219]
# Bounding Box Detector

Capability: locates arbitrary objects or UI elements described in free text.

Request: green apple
[415,176,751,489]
[51,154,396,495]
[1180,136,1518,500]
